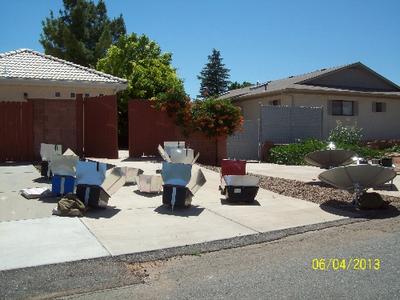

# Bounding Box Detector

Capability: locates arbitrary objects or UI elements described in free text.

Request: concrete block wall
[32,99,77,158]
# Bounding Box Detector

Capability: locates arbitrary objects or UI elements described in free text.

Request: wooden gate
[0,102,34,162]
[79,95,118,159]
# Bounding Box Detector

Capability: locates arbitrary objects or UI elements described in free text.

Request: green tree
[97,33,186,146]
[228,81,253,90]
[40,0,126,67]
[192,98,243,164]
[197,49,230,98]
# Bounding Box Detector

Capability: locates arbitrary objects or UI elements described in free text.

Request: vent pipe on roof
[264,80,271,91]
[2,65,8,76]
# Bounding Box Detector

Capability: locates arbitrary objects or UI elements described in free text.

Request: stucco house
[221,62,400,141]
[0,49,127,101]
[0,49,127,161]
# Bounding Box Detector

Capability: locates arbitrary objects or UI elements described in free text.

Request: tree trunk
[215,136,218,166]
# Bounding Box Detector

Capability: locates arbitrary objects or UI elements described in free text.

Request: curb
[115,217,365,263]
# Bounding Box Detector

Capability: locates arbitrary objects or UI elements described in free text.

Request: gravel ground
[199,164,400,213]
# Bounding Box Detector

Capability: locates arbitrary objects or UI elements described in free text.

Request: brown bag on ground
[54,193,87,217]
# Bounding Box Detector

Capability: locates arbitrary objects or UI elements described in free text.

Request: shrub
[191,98,243,137]
[152,96,243,137]
[328,121,363,145]
[151,87,193,135]
[268,139,326,165]
[338,143,384,159]
[386,144,400,153]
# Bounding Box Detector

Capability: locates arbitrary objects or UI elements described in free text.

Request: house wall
[0,83,115,102]
[237,93,400,140]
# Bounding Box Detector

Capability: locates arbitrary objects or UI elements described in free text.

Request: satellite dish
[305,149,355,169]
[319,165,396,192]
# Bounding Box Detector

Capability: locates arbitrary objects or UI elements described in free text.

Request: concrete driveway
[246,162,321,182]
[0,164,56,222]
[0,157,345,271]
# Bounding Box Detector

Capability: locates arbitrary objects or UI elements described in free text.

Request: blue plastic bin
[52,175,75,196]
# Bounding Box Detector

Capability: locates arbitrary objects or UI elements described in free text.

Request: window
[55,92,61,97]
[332,100,354,116]
[269,99,280,106]
[85,93,90,98]
[373,102,386,112]
[70,92,76,98]
[99,93,104,96]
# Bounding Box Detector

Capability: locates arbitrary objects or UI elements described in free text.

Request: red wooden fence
[80,95,119,159]
[0,101,33,162]
[0,95,118,162]
[128,100,226,165]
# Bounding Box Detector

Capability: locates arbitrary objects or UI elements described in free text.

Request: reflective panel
[223,175,259,187]
[40,143,62,162]
[76,160,107,186]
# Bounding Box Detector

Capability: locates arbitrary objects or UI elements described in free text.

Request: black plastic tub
[381,157,393,167]
[41,161,49,177]
[76,184,109,208]
[162,185,193,208]
[225,186,259,203]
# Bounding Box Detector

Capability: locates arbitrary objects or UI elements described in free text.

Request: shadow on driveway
[154,205,204,217]
[32,177,51,184]
[133,190,161,198]
[84,206,121,219]
[121,157,161,163]
[220,198,261,206]
[320,199,400,219]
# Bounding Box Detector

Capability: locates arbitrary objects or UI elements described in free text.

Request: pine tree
[228,81,253,90]
[197,49,230,99]
[40,0,126,67]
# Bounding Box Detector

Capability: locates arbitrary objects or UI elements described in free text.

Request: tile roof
[0,49,127,87]
[219,62,400,100]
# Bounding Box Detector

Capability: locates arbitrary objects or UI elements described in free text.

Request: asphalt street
[61,216,400,300]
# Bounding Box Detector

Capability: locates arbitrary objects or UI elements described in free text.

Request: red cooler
[221,159,246,176]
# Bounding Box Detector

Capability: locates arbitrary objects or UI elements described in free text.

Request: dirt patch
[124,260,164,282]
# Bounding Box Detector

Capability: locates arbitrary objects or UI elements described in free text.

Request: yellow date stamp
[311,258,381,271]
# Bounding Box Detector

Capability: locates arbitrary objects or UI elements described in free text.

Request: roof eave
[297,62,400,92]
[284,87,400,98]
[230,87,400,102]
[0,77,128,91]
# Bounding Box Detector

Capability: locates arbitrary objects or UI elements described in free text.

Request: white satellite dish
[318,164,396,205]
[305,149,355,169]
[319,165,396,191]
[319,165,396,206]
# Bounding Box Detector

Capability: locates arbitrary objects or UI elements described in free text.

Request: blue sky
[1,0,399,98]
